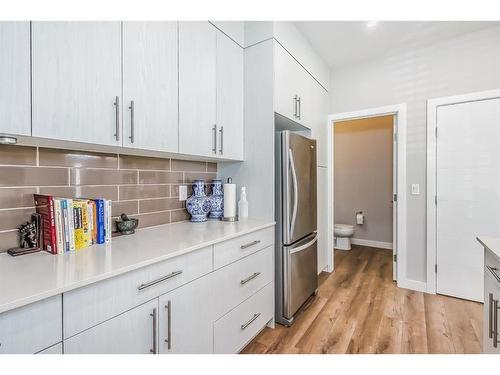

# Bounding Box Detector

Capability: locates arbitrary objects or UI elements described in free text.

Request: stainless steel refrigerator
[275,130,318,326]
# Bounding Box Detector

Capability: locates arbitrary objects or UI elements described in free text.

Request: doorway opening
[327,104,407,288]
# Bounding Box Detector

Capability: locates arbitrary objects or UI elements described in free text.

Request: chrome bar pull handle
[293,95,298,118]
[114,96,120,141]
[129,100,135,144]
[297,96,301,119]
[165,301,172,350]
[490,293,494,339]
[240,272,261,285]
[150,308,157,354]
[219,126,224,155]
[241,312,261,330]
[212,125,217,154]
[240,240,261,250]
[487,265,500,283]
[494,299,499,348]
[138,270,183,290]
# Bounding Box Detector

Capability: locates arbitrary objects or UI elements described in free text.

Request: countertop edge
[477,236,500,261]
[0,221,276,314]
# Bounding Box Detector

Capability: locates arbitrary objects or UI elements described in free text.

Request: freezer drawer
[283,233,318,319]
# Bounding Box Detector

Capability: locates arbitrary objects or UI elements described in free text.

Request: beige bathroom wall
[334,115,393,244]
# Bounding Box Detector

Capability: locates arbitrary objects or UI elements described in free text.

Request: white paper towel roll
[356,212,364,225]
[223,181,236,219]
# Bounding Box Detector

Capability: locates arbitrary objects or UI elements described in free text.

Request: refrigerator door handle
[289,233,318,254]
[288,148,299,240]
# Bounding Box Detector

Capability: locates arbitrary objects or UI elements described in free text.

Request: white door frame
[426,89,500,294]
[327,104,407,287]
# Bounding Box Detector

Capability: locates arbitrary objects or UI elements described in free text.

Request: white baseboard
[351,238,393,250]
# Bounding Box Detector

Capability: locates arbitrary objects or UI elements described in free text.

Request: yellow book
[74,200,89,250]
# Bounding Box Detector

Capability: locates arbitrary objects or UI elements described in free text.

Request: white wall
[330,26,500,283]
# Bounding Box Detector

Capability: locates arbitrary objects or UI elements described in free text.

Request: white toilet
[334,224,355,250]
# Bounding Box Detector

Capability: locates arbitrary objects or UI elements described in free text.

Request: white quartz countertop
[477,236,500,261]
[0,219,275,314]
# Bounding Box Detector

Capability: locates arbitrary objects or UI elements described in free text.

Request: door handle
[212,125,217,154]
[137,270,183,290]
[290,234,318,254]
[293,95,298,118]
[240,272,261,285]
[288,148,298,239]
[490,293,494,339]
[129,100,135,144]
[219,126,224,155]
[150,307,157,354]
[164,301,172,350]
[241,312,261,330]
[297,96,301,119]
[494,299,499,348]
[114,96,120,141]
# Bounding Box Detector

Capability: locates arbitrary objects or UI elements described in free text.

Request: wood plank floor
[242,245,483,354]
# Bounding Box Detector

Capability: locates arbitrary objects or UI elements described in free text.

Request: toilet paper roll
[223,183,236,218]
[356,212,364,225]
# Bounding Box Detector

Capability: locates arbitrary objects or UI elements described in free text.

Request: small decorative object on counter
[7,213,43,256]
[208,179,224,219]
[222,177,237,222]
[186,179,211,222]
[115,213,139,235]
[238,186,249,220]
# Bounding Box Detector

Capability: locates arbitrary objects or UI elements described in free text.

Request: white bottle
[238,186,249,220]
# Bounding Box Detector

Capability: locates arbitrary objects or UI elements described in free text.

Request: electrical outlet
[179,185,188,201]
[411,184,420,195]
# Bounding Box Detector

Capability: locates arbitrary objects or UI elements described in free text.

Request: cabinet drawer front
[63,246,212,338]
[214,227,274,269]
[64,299,158,354]
[0,296,62,354]
[213,282,274,354]
[212,246,273,317]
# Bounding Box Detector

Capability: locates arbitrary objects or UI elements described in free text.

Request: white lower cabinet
[483,249,500,353]
[0,295,62,354]
[214,282,274,354]
[36,343,63,354]
[64,299,159,354]
[158,275,215,354]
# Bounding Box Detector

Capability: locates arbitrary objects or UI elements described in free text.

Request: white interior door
[436,97,500,302]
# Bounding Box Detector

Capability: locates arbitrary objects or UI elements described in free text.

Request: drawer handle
[487,265,500,283]
[240,272,261,285]
[241,312,261,330]
[240,240,261,250]
[138,270,183,291]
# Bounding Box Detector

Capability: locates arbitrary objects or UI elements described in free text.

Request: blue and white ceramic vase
[186,180,211,222]
[208,179,224,219]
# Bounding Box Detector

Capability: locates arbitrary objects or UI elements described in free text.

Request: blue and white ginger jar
[186,180,211,222]
[208,179,224,219]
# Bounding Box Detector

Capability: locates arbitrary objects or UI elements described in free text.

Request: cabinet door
[216,30,244,161]
[484,263,500,354]
[64,299,158,354]
[32,22,122,146]
[0,21,30,136]
[179,21,216,157]
[123,22,178,152]
[274,41,308,127]
[158,275,214,354]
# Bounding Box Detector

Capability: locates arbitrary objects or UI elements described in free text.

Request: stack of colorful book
[33,194,112,254]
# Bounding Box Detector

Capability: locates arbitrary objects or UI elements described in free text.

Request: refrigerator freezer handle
[289,233,318,254]
[288,148,299,240]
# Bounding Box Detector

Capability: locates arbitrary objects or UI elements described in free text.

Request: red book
[34,194,57,254]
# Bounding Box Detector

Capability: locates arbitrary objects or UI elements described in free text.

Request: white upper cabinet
[122,22,178,152]
[216,30,244,161]
[274,41,309,127]
[31,22,122,146]
[0,22,30,136]
[178,21,217,158]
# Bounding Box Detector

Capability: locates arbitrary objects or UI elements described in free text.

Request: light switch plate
[411,184,420,195]
[179,185,188,201]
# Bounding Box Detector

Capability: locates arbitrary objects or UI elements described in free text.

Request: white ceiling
[294,21,500,70]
